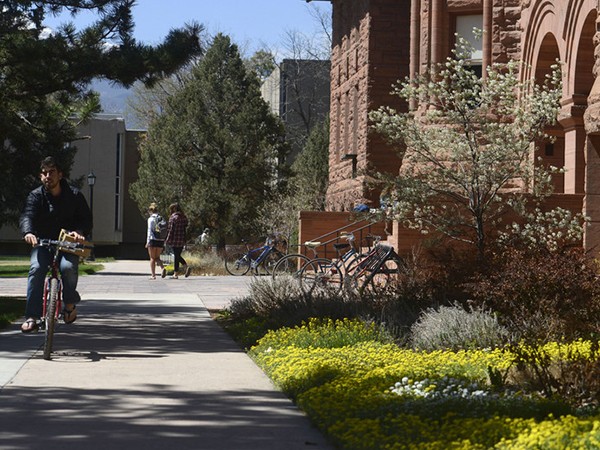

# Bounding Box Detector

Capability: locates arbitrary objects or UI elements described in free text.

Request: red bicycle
[37,236,93,360]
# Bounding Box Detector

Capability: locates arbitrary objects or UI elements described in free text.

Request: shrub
[181,249,227,275]
[253,318,393,352]
[466,247,600,342]
[410,303,511,351]
[224,277,369,346]
[356,248,469,342]
[507,340,600,410]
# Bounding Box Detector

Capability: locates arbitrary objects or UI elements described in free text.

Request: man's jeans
[26,246,81,319]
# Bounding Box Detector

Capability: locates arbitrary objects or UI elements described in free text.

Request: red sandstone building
[303,0,600,254]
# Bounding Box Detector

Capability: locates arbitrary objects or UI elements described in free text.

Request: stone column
[431,0,444,65]
[410,0,421,78]
[410,0,421,110]
[560,97,587,194]
[582,5,600,254]
[584,5,600,135]
[482,0,493,77]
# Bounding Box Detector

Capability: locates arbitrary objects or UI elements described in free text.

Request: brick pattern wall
[326,0,409,212]
[299,193,583,257]
[493,0,521,63]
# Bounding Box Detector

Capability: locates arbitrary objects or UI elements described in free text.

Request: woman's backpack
[154,215,168,240]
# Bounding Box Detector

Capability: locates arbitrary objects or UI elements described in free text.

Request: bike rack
[294,218,380,260]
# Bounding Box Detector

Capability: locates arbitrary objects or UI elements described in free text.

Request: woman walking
[166,203,191,278]
[146,203,166,279]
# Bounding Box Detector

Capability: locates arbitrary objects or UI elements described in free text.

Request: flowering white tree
[370,38,583,260]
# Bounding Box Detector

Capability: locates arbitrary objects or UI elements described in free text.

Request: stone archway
[522,1,597,253]
[533,32,565,193]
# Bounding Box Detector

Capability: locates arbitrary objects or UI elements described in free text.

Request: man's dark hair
[40,156,62,172]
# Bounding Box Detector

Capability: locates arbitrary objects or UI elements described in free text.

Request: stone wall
[326,0,409,211]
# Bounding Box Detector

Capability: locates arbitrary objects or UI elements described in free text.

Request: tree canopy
[0,0,202,226]
[130,33,288,249]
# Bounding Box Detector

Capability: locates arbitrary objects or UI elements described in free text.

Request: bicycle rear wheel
[362,258,403,294]
[299,258,343,294]
[271,253,311,279]
[43,278,59,360]
[224,252,251,276]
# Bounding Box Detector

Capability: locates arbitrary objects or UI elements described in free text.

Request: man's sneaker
[184,266,192,278]
[161,267,167,278]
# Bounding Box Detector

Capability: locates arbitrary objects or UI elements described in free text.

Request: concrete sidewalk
[0,261,333,450]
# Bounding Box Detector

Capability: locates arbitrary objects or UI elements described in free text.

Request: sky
[44,0,332,56]
[42,1,332,117]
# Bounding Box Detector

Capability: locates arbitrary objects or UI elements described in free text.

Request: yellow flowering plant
[250,318,600,449]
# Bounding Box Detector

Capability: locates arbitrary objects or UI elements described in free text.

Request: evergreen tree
[131,33,287,249]
[257,117,329,246]
[290,117,329,211]
[0,0,202,226]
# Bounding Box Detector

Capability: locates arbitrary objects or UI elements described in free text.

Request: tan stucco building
[0,115,148,258]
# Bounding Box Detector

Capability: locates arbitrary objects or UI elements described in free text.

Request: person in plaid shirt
[165,203,191,278]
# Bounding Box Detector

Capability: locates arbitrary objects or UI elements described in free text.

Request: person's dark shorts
[148,239,164,248]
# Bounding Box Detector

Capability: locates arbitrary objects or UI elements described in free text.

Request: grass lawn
[0,256,106,330]
[0,259,106,278]
[0,297,25,329]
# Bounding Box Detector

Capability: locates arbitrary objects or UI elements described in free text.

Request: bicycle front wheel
[299,258,343,294]
[255,249,285,276]
[224,252,251,276]
[271,253,311,279]
[43,277,59,360]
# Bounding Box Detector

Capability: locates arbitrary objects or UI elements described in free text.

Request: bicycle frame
[225,236,284,276]
[345,243,401,293]
[249,244,273,268]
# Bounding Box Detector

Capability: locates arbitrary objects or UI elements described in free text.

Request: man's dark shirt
[19,179,93,239]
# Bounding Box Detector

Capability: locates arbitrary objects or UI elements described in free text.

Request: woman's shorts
[148,239,164,248]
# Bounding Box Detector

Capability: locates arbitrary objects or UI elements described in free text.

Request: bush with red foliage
[465,247,600,341]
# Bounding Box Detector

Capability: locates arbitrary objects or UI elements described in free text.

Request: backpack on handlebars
[58,229,93,258]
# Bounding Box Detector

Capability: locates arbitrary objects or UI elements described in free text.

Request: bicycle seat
[333,243,350,250]
[304,241,321,248]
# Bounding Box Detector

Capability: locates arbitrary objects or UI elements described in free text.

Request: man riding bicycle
[19,156,93,333]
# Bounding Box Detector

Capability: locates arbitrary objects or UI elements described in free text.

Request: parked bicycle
[37,235,93,360]
[342,240,404,293]
[271,231,368,280]
[299,235,403,294]
[224,235,286,276]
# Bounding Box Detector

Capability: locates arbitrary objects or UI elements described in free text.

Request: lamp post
[87,171,96,260]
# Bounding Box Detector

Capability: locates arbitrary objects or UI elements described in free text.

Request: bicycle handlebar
[37,238,94,251]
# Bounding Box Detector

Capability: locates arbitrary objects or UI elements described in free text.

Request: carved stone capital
[584,21,600,135]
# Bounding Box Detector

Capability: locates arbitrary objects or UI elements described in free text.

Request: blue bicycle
[224,236,286,276]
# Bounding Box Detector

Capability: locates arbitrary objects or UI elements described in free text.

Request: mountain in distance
[91,79,131,115]
[90,79,148,129]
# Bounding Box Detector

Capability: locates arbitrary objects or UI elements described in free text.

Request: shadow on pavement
[52,299,241,357]
[0,385,325,450]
